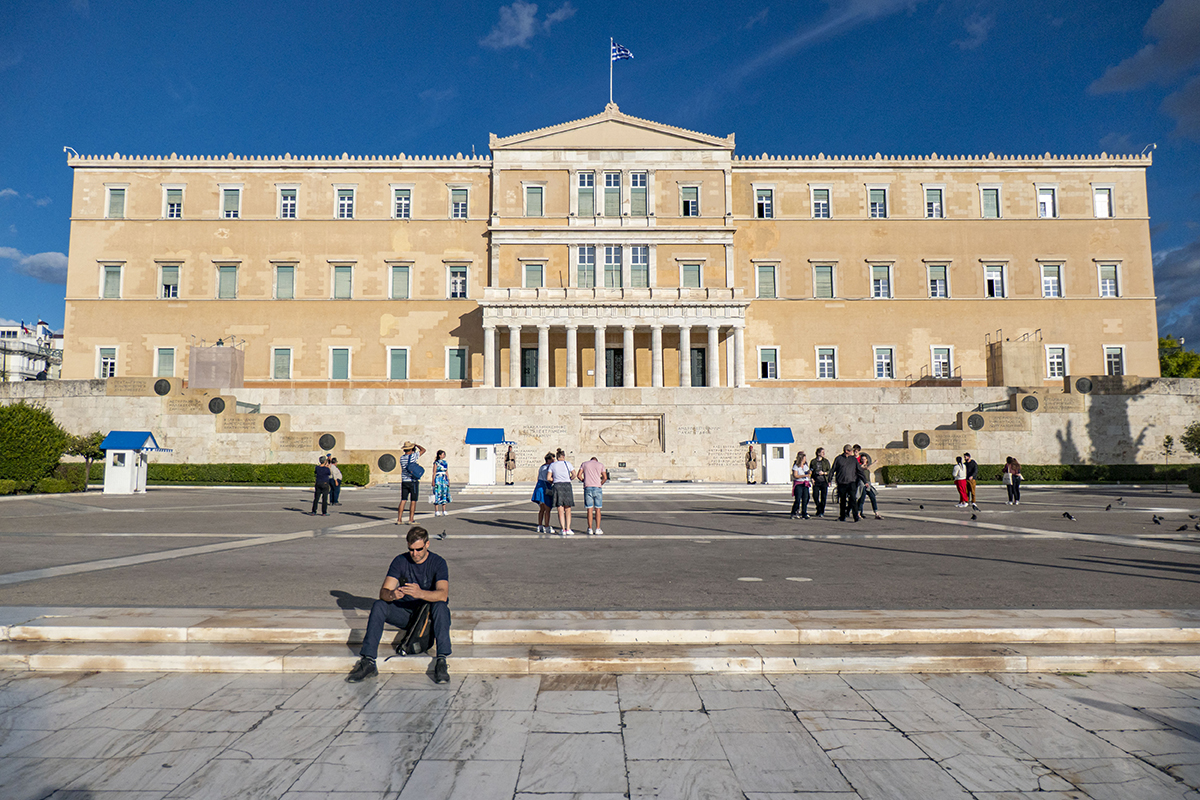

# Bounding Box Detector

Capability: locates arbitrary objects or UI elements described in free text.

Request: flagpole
[609,37,613,105]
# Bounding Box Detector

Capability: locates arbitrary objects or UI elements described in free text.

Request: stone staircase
[3,608,1199,675]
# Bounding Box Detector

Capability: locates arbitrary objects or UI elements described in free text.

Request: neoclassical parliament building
[62,104,1157,390]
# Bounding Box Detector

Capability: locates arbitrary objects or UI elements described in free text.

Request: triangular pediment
[490,104,734,151]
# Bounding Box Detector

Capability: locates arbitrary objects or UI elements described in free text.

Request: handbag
[1003,471,1012,485]
[405,456,425,480]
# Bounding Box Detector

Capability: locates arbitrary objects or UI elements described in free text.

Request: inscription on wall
[274,433,315,451]
[1034,394,1087,413]
[216,414,267,434]
[162,397,207,415]
[105,377,153,396]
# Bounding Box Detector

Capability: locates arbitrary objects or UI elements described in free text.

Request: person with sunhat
[398,441,426,524]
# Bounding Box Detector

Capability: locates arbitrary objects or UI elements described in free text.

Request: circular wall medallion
[208,397,225,414]
[1075,377,1093,394]
[967,414,985,430]
[318,433,337,451]
[153,379,171,396]
[912,432,931,449]
[1021,395,1040,412]
[378,453,397,472]
[263,415,281,433]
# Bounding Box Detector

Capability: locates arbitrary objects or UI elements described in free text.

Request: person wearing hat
[398,441,426,524]
[328,456,343,505]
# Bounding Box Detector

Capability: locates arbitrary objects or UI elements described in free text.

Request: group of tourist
[532,450,610,536]
[952,453,1024,506]
[784,444,881,522]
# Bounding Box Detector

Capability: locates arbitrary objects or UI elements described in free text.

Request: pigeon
[971,514,977,520]
[919,504,924,510]
[1063,512,1075,521]
[434,529,448,541]
[1118,498,1127,507]
[1195,523,1200,531]
[1153,517,1162,525]
[1189,514,1198,520]
[1105,504,1112,511]
[971,503,979,511]
[1177,525,1189,532]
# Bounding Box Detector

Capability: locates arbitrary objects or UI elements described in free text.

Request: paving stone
[836,758,974,800]
[163,756,310,799]
[770,674,873,711]
[623,711,725,759]
[515,732,626,794]
[718,730,852,792]
[920,674,1042,710]
[422,710,533,760]
[910,730,1075,793]
[450,675,542,711]
[628,759,744,800]
[1041,757,1198,800]
[396,759,521,800]
[617,674,703,711]
[287,731,425,794]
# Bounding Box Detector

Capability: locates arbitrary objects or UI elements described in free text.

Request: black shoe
[346,656,378,683]
[434,656,449,684]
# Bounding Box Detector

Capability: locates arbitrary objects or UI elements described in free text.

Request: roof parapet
[66,152,492,167]
[732,151,1151,167]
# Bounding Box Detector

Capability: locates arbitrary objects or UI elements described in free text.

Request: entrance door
[690,348,707,387]
[521,348,538,387]
[606,348,624,387]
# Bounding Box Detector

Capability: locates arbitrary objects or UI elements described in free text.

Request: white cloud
[32,197,51,207]
[0,247,68,285]
[480,1,576,50]
[0,188,17,199]
[955,13,994,50]
[1154,236,1200,346]
[746,8,770,29]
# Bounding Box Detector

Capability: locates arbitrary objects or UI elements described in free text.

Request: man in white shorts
[577,456,609,535]
[547,448,576,536]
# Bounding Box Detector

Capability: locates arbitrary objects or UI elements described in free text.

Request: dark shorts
[401,480,420,501]
[553,482,575,508]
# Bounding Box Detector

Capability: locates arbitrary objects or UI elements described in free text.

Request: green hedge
[1189,467,1200,493]
[0,479,17,496]
[54,463,90,492]
[879,463,1197,484]
[87,462,369,486]
[34,478,74,494]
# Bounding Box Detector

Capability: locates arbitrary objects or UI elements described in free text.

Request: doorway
[605,348,624,387]
[690,348,707,387]
[521,348,538,387]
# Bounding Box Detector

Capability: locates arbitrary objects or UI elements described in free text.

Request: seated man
[347,526,451,684]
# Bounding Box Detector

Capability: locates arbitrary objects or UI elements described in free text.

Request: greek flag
[611,42,634,61]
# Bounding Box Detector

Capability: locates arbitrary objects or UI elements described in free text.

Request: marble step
[2,640,1199,674]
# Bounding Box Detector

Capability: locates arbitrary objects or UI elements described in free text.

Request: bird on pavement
[1177,525,1189,532]
[971,514,977,520]
[1152,517,1162,525]
[1190,514,1198,520]
[1105,504,1112,511]
[435,529,447,541]
[1063,512,1076,521]
[1117,498,1127,506]
[919,505,924,509]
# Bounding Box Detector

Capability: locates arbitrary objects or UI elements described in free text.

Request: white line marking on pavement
[737,577,763,582]
[786,577,813,582]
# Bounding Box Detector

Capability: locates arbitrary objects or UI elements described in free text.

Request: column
[566,324,578,388]
[651,324,664,387]
[508,325,521,388]
[733,324,746,388]
[483,325,496,388]
[593,324,606,388]
[537,324,550,388]
[679,325,692,387]
[707,325,720,387]
[623,325,635,387]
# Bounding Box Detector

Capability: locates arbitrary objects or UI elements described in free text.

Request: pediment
[491,104,734,151]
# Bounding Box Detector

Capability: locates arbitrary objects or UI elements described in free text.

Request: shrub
[53,463,90,492]
[141,463,370,486]
[34,478,74,494]
[0,479,17,495]
[0,401,68,483]
[1189,467,1200,494]
[880,463,1194,484]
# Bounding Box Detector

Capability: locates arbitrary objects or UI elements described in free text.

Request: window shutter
[162,265,179,287]
[392,265,410,299]
[218,266,237,298]
[166,188,181,205]
[108,188,125,218]
[390,349,408,380]
[872,265,889,281]
[929,265,946,282]
[331,349,349,380]
[683,263,701,288]
[157,349,174,378]
[274,349,290,379]
[334,266,352,298]
[1100,265,1117,282]
[982,189,999,218]
[223,189,238,214]
[814,265,833,298]
[813,188,828,203]
[526,187,543,216]
[452,189,467,205]
[103,266,121,298]
[276,266,294,299]
[869,189,885,204]
[757,265,776,298]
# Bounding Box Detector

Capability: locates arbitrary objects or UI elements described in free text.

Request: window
[871,264,891,299]
[631,172,647,216]
[1099,264,1119,297]
[336,188,355,219]
[1093,187,1113,218]
[448,266,467,299]
[99,347,117,378]
[217,265,238,299]
[222,187,240,219]
[928,264,948,298]
[604,246,622,288]
[525,186,543,217]
[165,188,183,219]
[817,348,836,379]
[681,185,699,217]
[106,186,126,219]
[1041,264,1062,298]
[869,188,888,219]
[390,265,410,299]
[759,347,778,379]
[279,188,297,219]
[932,347,952,378]
[985,264,1005,298]
[682,262,701,289]
[603,172,620,216]
[811,188,830,219]
[630,246,649,288]
[450,188,468,219]
[925,188,943,219]
[388,348,409,380]
[755,188,773,219]
[102,264,122,299]
[393,188,411,219]
[756,264,776,298]
[272,348,291,380]
[524,262,543,288]
[578,246,596,288]
[1037,186,1057,218]
[981,187,1001,218]
[156,347,175,378]
[275,265,294,300]
[814,264,834,299]
[160,265,179,299]
[577,172,594,216]
[447,347,467,381]
[1047,346,1066,378]
[1105,346,1124,377]
[874,347,895,379]
[330,348,350,380]
[333,265,353,299]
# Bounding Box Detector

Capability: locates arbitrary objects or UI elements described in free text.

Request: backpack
[394,602,434,656]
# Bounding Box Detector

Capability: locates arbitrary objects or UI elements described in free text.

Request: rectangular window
[525,186,543,217]
[330,348,350,380]
[273,348,291,380]
[156,347,174,378]
[932,347,952,378]
[814,265,834,299]
[107,187,126,219]
[982,187,1000,218]
[1094,187,1113,218]
[389,348,408,380]
[166,188,182,219]
[336,189,354,219]
[333,265,352,299]
[603,173,621,216]
[1041,264,1062,298]
[757,264,776,299]
[222,188,240,219]
[279,188,297,219]
[812,188,830,219]
[275,265,294,300]
[755,188,773,219]
[869,188,888,219]
[578,246,596,288]
[874,347,894,379]
[604,246,622,288]
[985,264,1005,298]
[99,347,117,378]
[393,188,411,219]
[451,188,468,219]
[577,172,594,216]
[817,348,836,379]
[218,265,238,299]
[925,188,943,219]
[871,264,891,298]
[682,262,701,289]
[928,264,948,298]
[103,265,121,299]
[1038,187,1057,218]
[391,265,410,299]
[630,246,649,288]
[1105,346,1124,377]
[524,262,543,288]
[447,347,467,380]
[759,348,778,379]
[681,186,698,217]
[161,265,179,299]
[631,172,647,216]
[1099,264,1119,297]
[449,266,467,298]
[1047,346,1066,378]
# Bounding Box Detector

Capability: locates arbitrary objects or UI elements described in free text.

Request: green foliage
[66,431,106,485]
[1184,423,1200,459]
[0,479,17,495]
[1189,467,1200,494]
[53,463,90,492]
[34,478,74,494]
[879,463,1195,484]
[1159,336,1200,378]
[0,401,68,483]
[140,463,370,486]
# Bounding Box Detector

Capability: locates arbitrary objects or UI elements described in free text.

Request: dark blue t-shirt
[386,551,449,605]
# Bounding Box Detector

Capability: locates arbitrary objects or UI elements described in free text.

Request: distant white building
[0,320,62,381]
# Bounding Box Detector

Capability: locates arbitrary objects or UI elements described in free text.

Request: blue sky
[2,0,1198,344]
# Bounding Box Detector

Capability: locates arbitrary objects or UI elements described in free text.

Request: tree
[1184,422,1200,458]
[1159,336,1200,378]
[0,401,68,484]
[65,430,106,491]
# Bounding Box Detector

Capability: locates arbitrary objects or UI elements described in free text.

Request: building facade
[0,320,62,382]
[61,105,1158,388]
